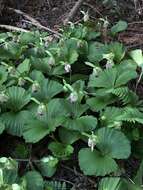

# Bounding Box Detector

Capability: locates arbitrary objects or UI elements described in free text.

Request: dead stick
[64,0,84,25]
[8,7,62,38]
[0,24,30,33]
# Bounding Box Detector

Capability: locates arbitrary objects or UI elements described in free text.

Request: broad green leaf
[23,120,51,143]
[32,79,63,101]
[61,101,88,118]
[59,127,80,144]
[6,86,31,112]
[96,127,131,159]
[38,156,58,177]
[19,32,38,44]
[111,21,128,36]
[78,148,118,176]
[87,95,116,111]
[0,121,5,134]
[98,177,125,190]
[64,115,97,132]
[1,111,31,136]
[25,171,44,190]
[88,68,117,88]
[0,157,18,185]
[88,42,108,63]
[17,59,30,74]
[108,42,125,62]
[0,66,8,84]
[48,142,74,159]
[130,49,143,68]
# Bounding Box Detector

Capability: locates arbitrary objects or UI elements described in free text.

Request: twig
[83,2,103,17]
[64,0,84,25]
[15,158,40,163]
[8,7,62,38]
[0,24,30,33]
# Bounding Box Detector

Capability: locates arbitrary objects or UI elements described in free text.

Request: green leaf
[108,42,125,62]
[130,49,143,68]
[6,86,31,112]
[48,142,74,159]
[17,59,30,74]
[59,127,80,144]
[25,171,44,190]
[0,66,8,85]
[0,157,18,185]
[88,42,108,63]
[19,32,38,44]
[0,121,5,134]
[87,95,116,111]
[78,148,118,176]
[64,115,97,132]
[1,111,31,136]
[38,156,58,177]
[98,177,125,190]
[111,21,128,36]
[96,127,131,159]
[88,68,117,88]
[23,120,51,143]
[88,64,137,89]
[32,79,63,101]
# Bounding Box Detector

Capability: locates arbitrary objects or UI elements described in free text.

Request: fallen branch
[64,0,84,25]
[8,7,62,38]
[0,24,30,33]
[83,2,103,17]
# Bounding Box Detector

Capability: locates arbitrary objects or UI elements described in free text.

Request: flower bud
[88,134,98,152]
[68,92,78,103]
[37,103,46,116]
[0,92,9,103]
[64,64,71,73]
[32,82,40,93]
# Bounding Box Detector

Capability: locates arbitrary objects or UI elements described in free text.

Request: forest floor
[0,0,143,189]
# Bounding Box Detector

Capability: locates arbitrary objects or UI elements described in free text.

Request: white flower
[105,61,114,69]
[88,134,98,152]
[64,64,71,73]
[37,104,46,116]
[68,92,78,103]
[12,184,21,190]
[32,82,40,93]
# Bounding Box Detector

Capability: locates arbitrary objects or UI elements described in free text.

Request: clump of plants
[0,18,143,189]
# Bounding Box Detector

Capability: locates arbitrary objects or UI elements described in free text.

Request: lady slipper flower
[37,103,46,116]
[32,82,40,93]
[64,64,71,73]
[88,133,98,152]
[68,92,78,103]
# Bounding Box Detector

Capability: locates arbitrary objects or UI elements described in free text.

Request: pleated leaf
[6,86,31,112]
[78,148,118,176]
[96,127,131,159]
[1,110,31,136]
